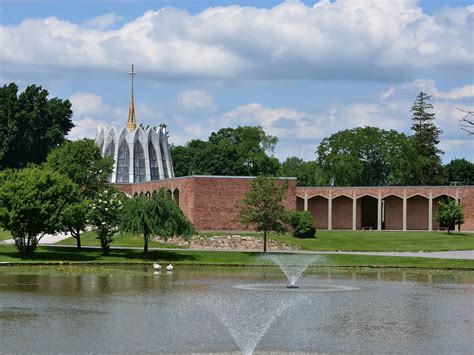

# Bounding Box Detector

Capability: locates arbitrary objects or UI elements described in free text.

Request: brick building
[114,176,474,232]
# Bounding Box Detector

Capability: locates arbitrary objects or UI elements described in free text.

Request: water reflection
[0,266,473,354]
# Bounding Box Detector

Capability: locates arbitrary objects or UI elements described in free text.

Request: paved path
[2,233,71,245]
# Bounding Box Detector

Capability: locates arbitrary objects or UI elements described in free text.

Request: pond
[1,265,473,354]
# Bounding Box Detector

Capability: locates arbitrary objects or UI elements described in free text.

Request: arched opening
[173,188,180,206]
[134,141,146,183]
[407,195,429,230]
[133,192,138,198]
[149,144,159,181]
[384,195,403,230]
[152,190,157,197]
[332,196,353,229]
[146,191,151,198]
[308,196,328,229]
[296,196,305,211]
[116,141,130,183]
[359,195,378,230]
[433,195,455,230]
[139,191,144,197]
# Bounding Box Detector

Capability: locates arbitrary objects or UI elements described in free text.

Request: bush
[288,211,316,238]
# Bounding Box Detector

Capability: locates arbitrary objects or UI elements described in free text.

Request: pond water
[0,265,473,354]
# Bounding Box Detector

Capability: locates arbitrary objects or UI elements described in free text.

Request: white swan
[166,264,174,271]
[153,263,162,270]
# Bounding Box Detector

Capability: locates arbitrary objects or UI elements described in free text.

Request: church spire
[127,64,137,131]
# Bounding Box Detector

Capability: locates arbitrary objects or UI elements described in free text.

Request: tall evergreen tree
[410,92,444,185]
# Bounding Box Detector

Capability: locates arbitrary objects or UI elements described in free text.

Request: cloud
[83,13,123,30]
[178,90,215,111]
[1,0,473,81]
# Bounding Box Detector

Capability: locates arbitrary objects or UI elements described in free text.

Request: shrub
[288,211,316,238]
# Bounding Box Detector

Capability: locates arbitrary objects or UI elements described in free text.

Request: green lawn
[58,231,184,249]
[0,229,12,242]
[0,244,473,269]
[207,230,474,252]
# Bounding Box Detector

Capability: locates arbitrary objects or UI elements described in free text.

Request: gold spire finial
[127,64,137,131]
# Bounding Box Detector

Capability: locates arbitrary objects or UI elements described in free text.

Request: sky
[1,0,473,163]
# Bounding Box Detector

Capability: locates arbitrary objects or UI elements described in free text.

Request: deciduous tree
[120,189,195,256]
[0,83,73,169]
[316,127,414,186]
[435,199,464,234]
[237,176,289,253]
[88,189,123,255]
[0,167,80,255]
[444,158,474,185]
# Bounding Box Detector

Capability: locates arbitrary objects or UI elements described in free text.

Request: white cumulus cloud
[1,0,473,81]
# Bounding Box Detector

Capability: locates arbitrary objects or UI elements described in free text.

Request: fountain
[265,252,321,288]
[202,291,302,355]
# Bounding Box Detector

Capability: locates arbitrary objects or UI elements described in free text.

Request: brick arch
[332,193,353,199]
[355,193,378,200]
[381,192,403,199]
[308,195,328,229]
[384,194,403,230]
[432,192,456,199]
[406,192,429,199]
[307,193,329,200]
[432,194,455,230]
[407,194,429,230]
[173,188,180,206]
[296,196,305,212]
[332,195,353,229]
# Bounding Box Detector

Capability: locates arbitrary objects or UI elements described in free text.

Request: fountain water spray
[265,253,321,287]
[203,292,301,355]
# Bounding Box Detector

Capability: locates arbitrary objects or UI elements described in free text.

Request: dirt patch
[154,234,300,252]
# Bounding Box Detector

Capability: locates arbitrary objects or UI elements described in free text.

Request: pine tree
[410,92,444,185]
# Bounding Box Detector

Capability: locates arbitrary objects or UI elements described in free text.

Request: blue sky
[1,0,473,163]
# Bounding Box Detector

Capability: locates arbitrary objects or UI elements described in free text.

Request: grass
[0,244,473,269]
[202,230,474,252]
[58,231,184,249]
[0,229,12,242]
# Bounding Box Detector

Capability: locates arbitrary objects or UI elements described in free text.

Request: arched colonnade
[297,189,460,231]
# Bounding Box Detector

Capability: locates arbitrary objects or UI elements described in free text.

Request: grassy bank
[58,231,183,249]
[1,244,473,269]
[57,230,474,252]
[270,230,474,252]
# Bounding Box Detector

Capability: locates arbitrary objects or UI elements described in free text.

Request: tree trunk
[71,229,81,250]
[144,232,148,257]
[263,230,267,254]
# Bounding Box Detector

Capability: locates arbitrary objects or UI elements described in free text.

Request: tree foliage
[120,189,195,256]
[279,157,320,187]
[316,127,414,186]
[46,139,114,199]
[0,167,80,255]
[237,176,289,253]
[444,158,474,185]
[46,139,114,249]
[288,211,316,238]
[410,92,444,185]
[171,126,280,177]
[87,188,123,255]
[435,199,464,234]
[0,83,74,169]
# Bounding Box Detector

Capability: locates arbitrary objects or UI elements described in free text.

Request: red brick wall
[297,186,474,231]
[114,182,474,231]
[385,195,403,230]
[407,195,429,230]
[116,176,296,231]
[332,196,352,229]
[308,196,328,229]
